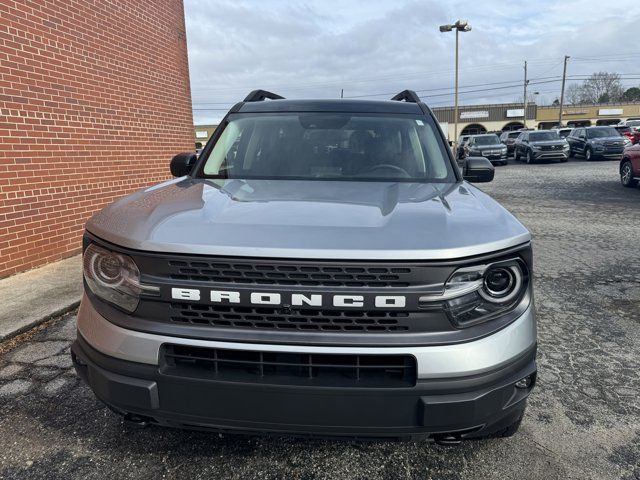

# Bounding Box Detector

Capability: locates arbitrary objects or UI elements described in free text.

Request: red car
[620,143,640,188]
[615,126,640,144]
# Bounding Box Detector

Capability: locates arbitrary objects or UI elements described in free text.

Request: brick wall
[0,0,193,278]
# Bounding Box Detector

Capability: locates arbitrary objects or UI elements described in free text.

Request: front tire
[525,150,534,164]
[621,160,638,187]
[585,147,593,161]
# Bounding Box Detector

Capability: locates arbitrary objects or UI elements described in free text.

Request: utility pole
[523,60,528,129]
[340,89,344,99]
[558,55,570,127]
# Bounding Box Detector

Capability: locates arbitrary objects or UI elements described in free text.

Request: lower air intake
[162,345,417,388]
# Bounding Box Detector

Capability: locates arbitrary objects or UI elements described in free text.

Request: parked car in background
[464,134,508,165]
[499,131,521,157]
[565,126,625,160]
[456,135,470,159]
[614,126,640,145]
[620,142,640,188]
[513,130,569,164]
[551,127,573,139]
[617,119,640,130]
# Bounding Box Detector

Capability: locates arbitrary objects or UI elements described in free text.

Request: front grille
[169,303,411,332]
[166,259,416,288]
[539,145,561,151]
[162,345,417,387]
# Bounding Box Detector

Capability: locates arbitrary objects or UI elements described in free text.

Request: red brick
[0,0,193,278]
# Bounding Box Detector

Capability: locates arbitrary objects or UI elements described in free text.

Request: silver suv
[72,90,537,443]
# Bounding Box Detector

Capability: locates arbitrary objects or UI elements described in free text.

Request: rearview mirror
[170,152,197,177]
[463,157,494,183]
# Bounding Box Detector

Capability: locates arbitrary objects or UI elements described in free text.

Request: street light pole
[440,20,471,155]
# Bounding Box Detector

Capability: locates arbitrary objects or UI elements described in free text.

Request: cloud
[185,0,640,124]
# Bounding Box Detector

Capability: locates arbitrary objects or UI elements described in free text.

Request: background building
[430,101,640,139]
[0,0,193,278]
[433,103,537,139]
[194,124,219,148]
[536,103,640,129]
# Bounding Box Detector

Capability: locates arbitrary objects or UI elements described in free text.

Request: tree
[583,72,622,103]
[565,83,584,104]
[563,72,624,104]
[623,87,640,101]
[552,98,560,106]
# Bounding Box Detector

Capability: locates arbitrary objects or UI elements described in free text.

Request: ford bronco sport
[72,90,537,443]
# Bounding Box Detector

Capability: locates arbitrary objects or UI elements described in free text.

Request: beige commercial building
[432,103,537,140]
[432,102,640,140]
[535,104,640,130]
[194,124,219,148]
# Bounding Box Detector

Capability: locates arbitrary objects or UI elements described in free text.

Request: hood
[530,140,567,146]
[474,144,504,150]
[86,178,531,260]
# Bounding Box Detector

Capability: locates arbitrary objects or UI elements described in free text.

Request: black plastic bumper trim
[72,335,536,439]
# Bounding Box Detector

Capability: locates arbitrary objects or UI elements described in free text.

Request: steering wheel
[360,164,411,178]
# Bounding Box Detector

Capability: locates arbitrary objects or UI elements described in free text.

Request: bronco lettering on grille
[170,288,406,308]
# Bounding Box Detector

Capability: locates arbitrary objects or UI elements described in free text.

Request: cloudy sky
[184,0,640,124]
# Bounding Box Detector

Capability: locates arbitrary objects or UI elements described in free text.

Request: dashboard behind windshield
[199,113,456,182]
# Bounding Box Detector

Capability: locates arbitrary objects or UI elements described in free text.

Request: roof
[237,98,423,115]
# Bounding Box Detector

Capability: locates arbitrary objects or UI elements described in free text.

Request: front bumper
[593,149,624,159]
[482,152,508,163]
[532,150,569,161]
[72,296,537,440]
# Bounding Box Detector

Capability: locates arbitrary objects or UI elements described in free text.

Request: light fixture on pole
[439,20,472,155]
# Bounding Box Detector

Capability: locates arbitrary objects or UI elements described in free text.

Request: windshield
[508,132,520,139]
[587,128,619,139]
[626,120,640,127]
[558,129,571,138]
[200,113,456,182]
[473,135,500,145]
[529,131,559,141]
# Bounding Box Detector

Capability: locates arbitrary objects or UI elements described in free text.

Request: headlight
[563,143,570,150]
[419,259,529,328]
[531,144,540,150]
[83,244,144,312]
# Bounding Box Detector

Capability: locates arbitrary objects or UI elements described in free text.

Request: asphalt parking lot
[0,159,638,480]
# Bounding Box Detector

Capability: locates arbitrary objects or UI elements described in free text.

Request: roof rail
[243,89,285,102]
[390,90,421,103]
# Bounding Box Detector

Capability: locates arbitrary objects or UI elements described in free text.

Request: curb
[0,299,81,343]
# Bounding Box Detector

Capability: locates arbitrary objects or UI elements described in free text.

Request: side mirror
[170,152,197,177]
[463,157,494,183]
